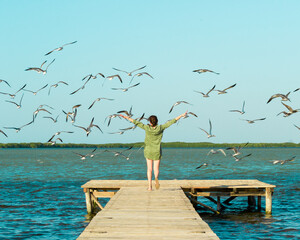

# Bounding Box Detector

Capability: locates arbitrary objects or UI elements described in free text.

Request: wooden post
[217,196,221,211]
[248,196,256,207]
[84,188,92,214]
[257,196,261,210]
[265,188,272,214]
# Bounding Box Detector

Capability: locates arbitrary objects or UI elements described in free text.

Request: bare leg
[154,160,160,189]
[146,159,153,190]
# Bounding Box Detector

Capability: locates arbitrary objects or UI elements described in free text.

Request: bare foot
[155,177,160,190]
[147,188,152,191]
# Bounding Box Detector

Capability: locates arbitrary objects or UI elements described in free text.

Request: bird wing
[207,85,216,95]
[37,84,48,92]
[0,79,11,87]
[88,100,97,110]
[267,94,284,103]
[128,83,140,89]
[239,153,252,160]
[169,104,175,113]
[70,86,83,95]
[0,129,8,137]
[58,81,68,85]
[229,110,242,113]
[253,118,266,121]
[5,100,18,106]
[187,112,198,117]
[15,84,26,94]
[223,83,237,91]
[130,65,147,74]
[62,41,77,47]
[199,128,209,136]
[95,73,105,78]
[45,59,55,71]
[112,68,129,74]
[194,90,205,96]
[294,124,300,130]
[218,149,226,156]
[40,60,47,68]
[209,119,213,135]
[281,102,293,112]
[242,101,245,112]
[91,124,103,133]
[73,124,88,132]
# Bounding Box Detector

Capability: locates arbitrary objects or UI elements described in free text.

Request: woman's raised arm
[119,114,134,123]
[175,111,188,121]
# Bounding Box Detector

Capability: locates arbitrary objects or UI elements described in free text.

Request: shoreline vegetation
[0,142,300,148]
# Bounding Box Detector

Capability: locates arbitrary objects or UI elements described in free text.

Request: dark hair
[149,115,158,127]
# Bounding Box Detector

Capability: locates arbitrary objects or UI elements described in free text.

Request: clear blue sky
[0,0,300,144]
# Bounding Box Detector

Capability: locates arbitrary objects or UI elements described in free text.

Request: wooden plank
[93,191,115,198]
[77,187,219,240]
[84,188,92,214]
[265,187,272,214]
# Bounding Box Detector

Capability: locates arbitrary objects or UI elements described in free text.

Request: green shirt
[132,118,177,160]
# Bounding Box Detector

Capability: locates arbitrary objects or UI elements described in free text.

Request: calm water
[0,148,299,240]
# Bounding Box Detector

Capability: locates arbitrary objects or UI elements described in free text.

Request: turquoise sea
[0,148,299,239]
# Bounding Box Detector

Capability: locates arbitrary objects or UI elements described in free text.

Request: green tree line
[0,142,299,148]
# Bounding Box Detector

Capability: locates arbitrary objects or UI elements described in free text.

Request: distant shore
[0,142,299,148]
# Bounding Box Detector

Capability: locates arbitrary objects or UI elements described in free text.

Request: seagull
[193,69,219,74]
[48,137,63,145]
[267,92,290,103]
[130,72,153,84]
[112,65,146,76]
[62,109,77,123]
[270,156,296,165]
[25,59,55,75]
[120,125,137,131]
[0,84,26,99]
[39,104,54,110]
[199,119,215,138]
[214,84,236,94]
[105,114,121,126]
[4,119,34,133]
[0,129,8,137]
[43,115,60,123]
[106,74,123,83]
[88,97,114,110]
[88,148,98,158]
[234,153,252,162]
[194,85,216,98]
[70,80,89,95]
[73,117,103,136]
[241,118,266,124]
[182,112,198,119]
[104,147,133,160]
[277,102,300,117]
[109,131,125,135]
[82,73,105,82]
[23,84,48,95]
[117,106,133,117]
[111,83,140,92]
[47,131,73,143]
[207,149,226,156]
[33,108,52,120]
[0,79,11,87]
[48,81,68,95]
[169,101,191,113]
[226,142,249,157]
[195,163,208,169]
[5,93,24,109]
[73,152,89,160]
[230,101,246,114]
[45,41,77,56]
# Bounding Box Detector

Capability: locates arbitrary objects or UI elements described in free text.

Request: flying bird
[193,69,220,74]
[118,106,133,118]
[43,115,60,123]
[33,108,52,120]
[73,117,103,136]
[214,84,236,94]
[48,137,63,145]
[169,101,191,113]
[5,93,24,109]
[194,85,216,98]
[294,124,300,131]
[230,101,246,114]
[23,84,48,95]
[4,119,34,133]
[0,84,26,99]
[226,142,249,157]
[45,41,77,56]
[112,65,146,76]
[82,73,105,82]
[207,149,226,156]
[25,59,55,75]
[182,112,198,119]
[277,102,300,117]
[130,72,153,84]
[111,83,140,92]
[267,92,290,103]
[196,163,208,169]
[88,97,114,110]
[241,118,266,124]
[294,88,300,92]
[234,153,252,162]
[106,74,123,83]
[105,114,120,126]
[199,119,215,138]
[48,81,68,95]
[270,156,296,165]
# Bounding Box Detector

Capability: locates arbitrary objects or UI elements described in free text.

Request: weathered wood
[85,188,92,214]
[223,196,236,205]
[90,193,103,210]
[93,191,115,198]
[78,187,219,239]
[265,187,272,214]
[257,196,261,210]
[205,196,225,209]
[189,196,220,214]
[248,196,256,207]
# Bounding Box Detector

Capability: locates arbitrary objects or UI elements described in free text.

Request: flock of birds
[0,40,298,168]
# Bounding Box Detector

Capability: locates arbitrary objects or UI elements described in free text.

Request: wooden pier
[78,179,275,239]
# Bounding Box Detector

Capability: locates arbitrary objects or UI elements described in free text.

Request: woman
[119,111,187,191]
